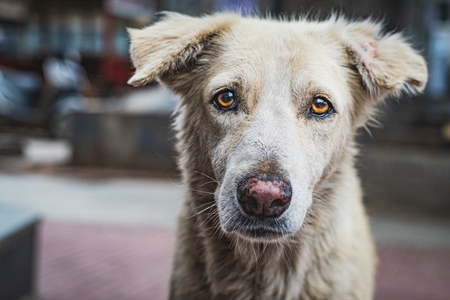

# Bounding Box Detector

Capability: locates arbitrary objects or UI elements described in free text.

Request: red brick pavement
[37,221,175,300]
[36,221,450,300]
[376,244,450,300]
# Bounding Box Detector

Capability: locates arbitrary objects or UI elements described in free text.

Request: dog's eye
[310,97,333,117]
[213,90,237,110]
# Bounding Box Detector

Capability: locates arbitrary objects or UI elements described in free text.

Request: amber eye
[213,90,237,110]
[310,97,332,116]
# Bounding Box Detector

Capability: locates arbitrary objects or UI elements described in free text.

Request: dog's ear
[343,21,428,98]
[128,12,239,87]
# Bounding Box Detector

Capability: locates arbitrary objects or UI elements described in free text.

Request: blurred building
[0,1,442,83]
[0,0,439,85]
[0,0,156,87]
[0,0,449,125]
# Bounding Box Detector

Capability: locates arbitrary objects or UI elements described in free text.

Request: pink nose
[237,176,291,219]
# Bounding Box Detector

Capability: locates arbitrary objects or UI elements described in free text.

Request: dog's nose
[237,176,292,219]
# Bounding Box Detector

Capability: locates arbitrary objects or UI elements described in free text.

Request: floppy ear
[343,21,428,98]
[128,12,239,87]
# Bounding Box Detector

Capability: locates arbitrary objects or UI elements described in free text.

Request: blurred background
[0,0,449,300]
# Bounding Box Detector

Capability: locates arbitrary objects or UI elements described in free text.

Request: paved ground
[37,221,175,300]
[0,173,183,227]
[1,138,449,300]
[32,220,450,300]
[376,244,450,300]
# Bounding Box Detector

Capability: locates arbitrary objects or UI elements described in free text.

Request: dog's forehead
[207,18,350,106]
[221,19,342,60]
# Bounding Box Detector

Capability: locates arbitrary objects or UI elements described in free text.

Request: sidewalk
[0,173,183,228]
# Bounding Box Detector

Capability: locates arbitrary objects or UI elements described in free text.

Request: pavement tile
[36,221,450,300]
[375,244,450,300]
[37,221,174,300]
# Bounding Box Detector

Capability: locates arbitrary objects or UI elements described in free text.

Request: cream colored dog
[128,12,427,300]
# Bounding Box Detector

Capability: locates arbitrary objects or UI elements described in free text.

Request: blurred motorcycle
[0,51,87,136]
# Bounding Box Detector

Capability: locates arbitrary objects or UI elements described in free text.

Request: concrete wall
[358,143,450,216]
[70,112,176,171]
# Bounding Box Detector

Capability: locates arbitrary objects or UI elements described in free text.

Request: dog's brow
[290,68,346,110]
[205,74,241,98]
[292,81,332,100]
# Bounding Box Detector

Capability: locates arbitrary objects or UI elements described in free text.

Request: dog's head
[129,13,427,241]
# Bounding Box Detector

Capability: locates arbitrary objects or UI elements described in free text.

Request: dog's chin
[232,227,289,242]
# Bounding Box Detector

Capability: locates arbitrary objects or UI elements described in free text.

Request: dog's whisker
[199,180,220,187]
[188,188,216,195]
[251,243,258,263]
[193,200,216,210]
[194,171,221,184]
[188,204,216,219]
[198,211,219,229]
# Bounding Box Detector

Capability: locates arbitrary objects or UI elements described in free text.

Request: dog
[128,12,427,300]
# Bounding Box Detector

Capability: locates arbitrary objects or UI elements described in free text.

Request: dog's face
[129,13,427,241]
[201,26,355,240]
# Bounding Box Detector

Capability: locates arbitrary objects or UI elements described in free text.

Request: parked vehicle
[0,52,87,136]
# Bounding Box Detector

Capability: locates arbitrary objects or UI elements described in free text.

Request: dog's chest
[204,238,337,300]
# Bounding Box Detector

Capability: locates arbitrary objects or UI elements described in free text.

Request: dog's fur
[128,12,427,300]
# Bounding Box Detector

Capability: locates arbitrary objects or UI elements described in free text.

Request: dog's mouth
[225,214,296,242]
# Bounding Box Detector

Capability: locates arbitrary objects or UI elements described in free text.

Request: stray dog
[128,12,427,300]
